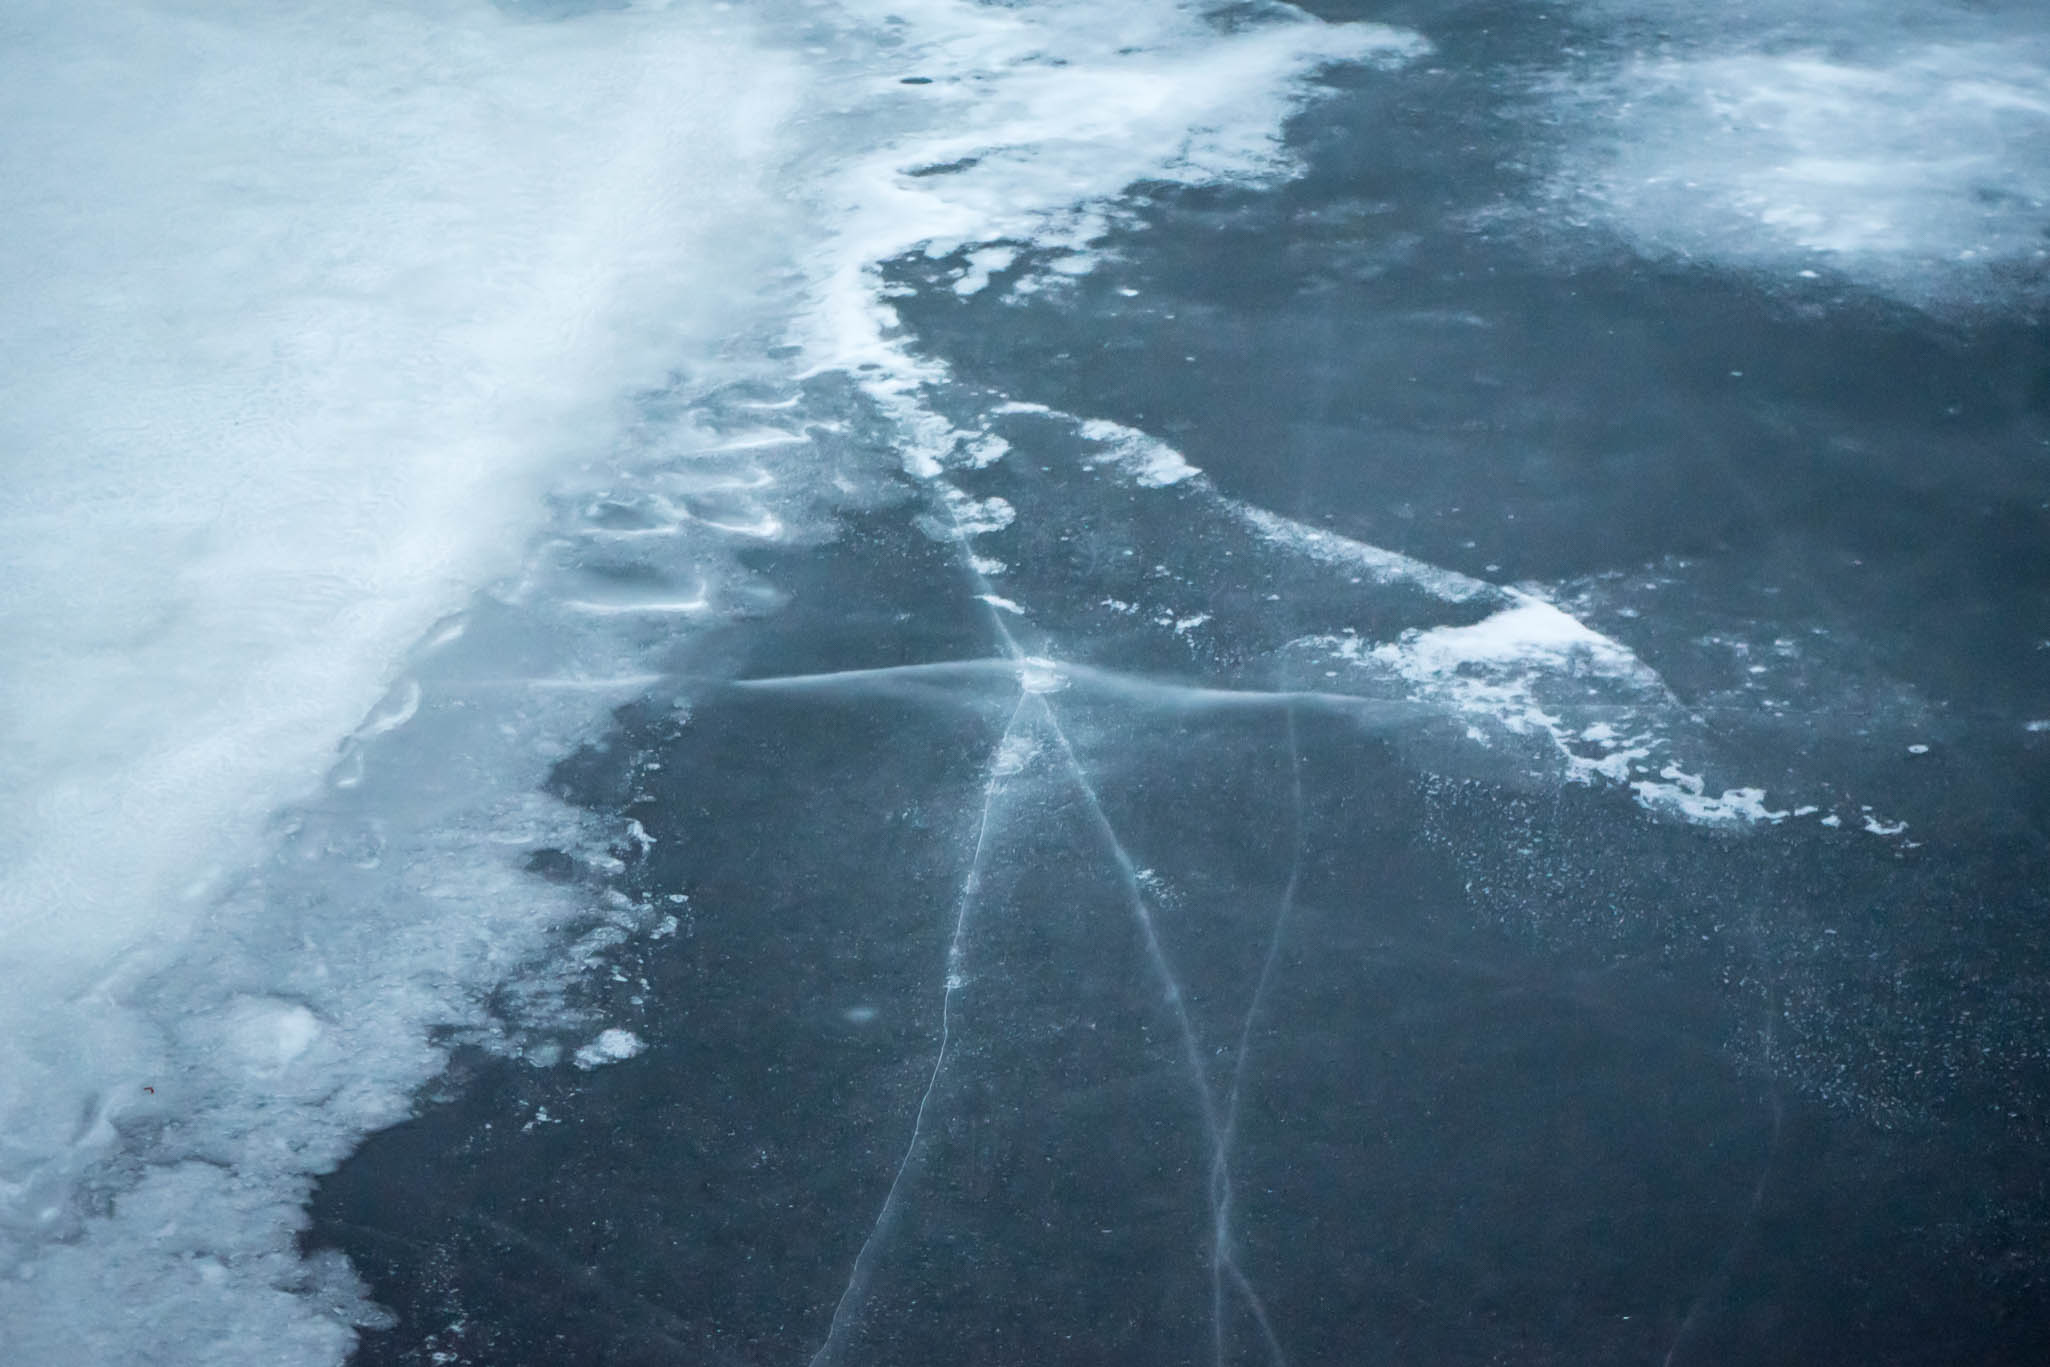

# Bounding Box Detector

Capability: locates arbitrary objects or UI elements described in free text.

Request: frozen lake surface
[3,1,2046,1362]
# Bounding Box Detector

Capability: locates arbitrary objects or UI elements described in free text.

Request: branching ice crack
[945,467,1305,1365]
[807,468,1315,1363]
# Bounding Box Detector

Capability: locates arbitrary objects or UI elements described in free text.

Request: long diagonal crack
[929,478,1301,1363]
[1033,699,1296,1363]
[1210,701,1305,1367]
[805,687,1032,1367]
[952,494,1298,1362]
[1660,1003,1785,1367]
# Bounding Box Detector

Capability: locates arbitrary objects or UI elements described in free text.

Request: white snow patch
[1234,504,1489,602]
[1300,587,1821,827]
[922,490,1016,539]
[1556,34,2050,303]
[573,1029,646,1070]
[213,999,325,1077]
[1077,418,1203,487]
[952,244,1020,296]
[1384,595,1656,678]
[963,434,1012,468]
[1632,780,1788,827]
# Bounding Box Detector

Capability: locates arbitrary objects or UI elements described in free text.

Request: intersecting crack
[803,477,1318,1366]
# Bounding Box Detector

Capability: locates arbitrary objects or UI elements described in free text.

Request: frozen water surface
[3,0,2048,1362]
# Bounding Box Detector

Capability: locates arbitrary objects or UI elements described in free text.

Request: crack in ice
[1210,703,1305,1367]
[735,656,1439,722]
[938,477,1294,1362]
[805,690,1031,1367]
[807,466,1311,1362]
[1660,1006,1786,1367]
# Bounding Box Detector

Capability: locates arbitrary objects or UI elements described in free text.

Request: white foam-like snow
[1292,587,1821,826]
[2,0,795,1290]
[791,0,1426,388]
[1633,778,1790,827]
[952,245,1021,297]
[1233,504,1491,603]
[1385,596,1654,678]
[1360,594,1664,760]
[1553,19,2050,303]
[1077,418,1204,487]
[573,1028,647,1070]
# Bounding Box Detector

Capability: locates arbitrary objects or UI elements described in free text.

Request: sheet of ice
[852,202,1837,836]
[0,1,1441,1360]
[5,0,1941,1356]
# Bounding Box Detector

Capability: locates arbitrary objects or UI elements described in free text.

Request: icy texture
[1548,2,2050,304]
[0,0,1957,1358]
[0,0,1433,1360]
